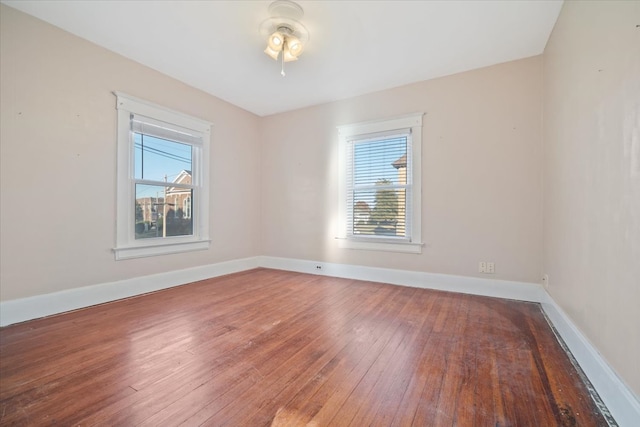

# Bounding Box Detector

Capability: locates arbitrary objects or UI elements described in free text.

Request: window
[114,93,211,260]
[338,113,423,253]
[184,196,191,219]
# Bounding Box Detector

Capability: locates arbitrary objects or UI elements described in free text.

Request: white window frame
[113,92,211,260]
[337,113,424,254]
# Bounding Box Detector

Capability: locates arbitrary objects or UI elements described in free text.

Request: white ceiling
[2,0,563,117]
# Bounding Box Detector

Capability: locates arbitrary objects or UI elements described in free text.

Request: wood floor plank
[74,271,330,425]
[330,294,427,424]
[472,300,503,427]
[209,283,415,426]
[0,268,610,426]
[216,280,393,427]
[357,290,441,423]
[191,280,389,426]
[387,293,452,426]
[140,278,379,426]
[258,286,420,426]
[3,270,296,422]
[402,293,463,426]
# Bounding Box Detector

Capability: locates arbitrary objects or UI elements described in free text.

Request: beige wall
[543,1,640,395]
[260,56,543,283]
[0,5,261,301]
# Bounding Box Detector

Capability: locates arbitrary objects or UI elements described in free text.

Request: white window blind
[346,129,412,241]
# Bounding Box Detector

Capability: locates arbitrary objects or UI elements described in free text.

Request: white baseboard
[1,255,637,425]
[258,255,547,302]
[0,256,260,327]
[541,296,640,426]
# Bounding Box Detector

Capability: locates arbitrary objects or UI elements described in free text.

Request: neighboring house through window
[113,93,211,260]
[338,113,424,253]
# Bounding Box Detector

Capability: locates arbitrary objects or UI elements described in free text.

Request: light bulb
[268,31,285,51]
[287,36,303,56]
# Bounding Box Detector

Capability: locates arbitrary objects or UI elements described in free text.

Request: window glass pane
[135,184,193,239]
[353,137,406,186]
[351,135,408,238]
[134,133,193,182]
[352,188,406,237]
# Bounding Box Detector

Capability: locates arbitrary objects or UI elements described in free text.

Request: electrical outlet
[479,262,495,274]
[315,265,323,270]
[542,274,549,288]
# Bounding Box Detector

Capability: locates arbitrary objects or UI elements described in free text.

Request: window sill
[336,237,423,254]
[113,239,210,260]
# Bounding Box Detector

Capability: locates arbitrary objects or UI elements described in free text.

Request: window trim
[113,92,211,260]
[337,113,424,254]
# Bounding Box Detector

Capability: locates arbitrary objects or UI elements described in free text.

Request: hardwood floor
[0,268,609,426]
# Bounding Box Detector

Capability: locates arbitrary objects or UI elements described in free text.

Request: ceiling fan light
[283,47,299,62]
[268,31,285,50]
[260,1,309,75]
[264,45,280,60]
[286,36,303,56]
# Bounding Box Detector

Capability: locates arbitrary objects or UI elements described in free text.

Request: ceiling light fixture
[260,0,309,77]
